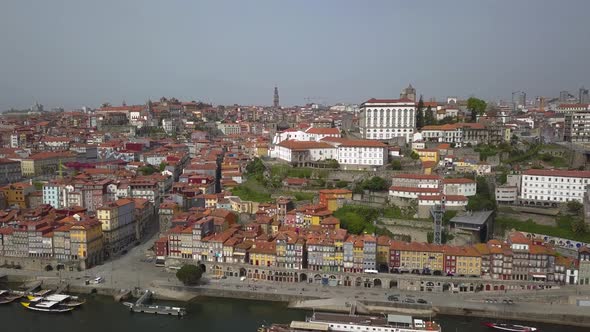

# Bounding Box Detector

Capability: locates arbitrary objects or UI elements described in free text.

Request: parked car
[404,298,416,304]
[417,299,428,304]
[89,277,104,284]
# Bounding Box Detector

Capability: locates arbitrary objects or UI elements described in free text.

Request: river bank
[5,272,590,329]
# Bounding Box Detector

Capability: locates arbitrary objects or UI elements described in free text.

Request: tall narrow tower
[273,87,280,108]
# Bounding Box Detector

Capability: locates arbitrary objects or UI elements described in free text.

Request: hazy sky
[1,0,589,109]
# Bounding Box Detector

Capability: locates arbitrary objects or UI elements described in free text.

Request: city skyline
[1,0,590,109]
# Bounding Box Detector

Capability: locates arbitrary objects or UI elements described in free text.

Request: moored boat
[0,290,23,304]
[482,322,537,332]
[27,294,85,307]
[260,312,441,332]
[20,298,75,313]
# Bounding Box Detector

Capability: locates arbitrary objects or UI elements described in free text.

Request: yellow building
[68,219,104,268]
[180,227,193,259]
[249,241,276,267]
[21,151,76,177]
[376,236,391,268]
[392,242,444,272]
[1,182,34,208]
[454,247,482,276]
[97,199,136,254]
[303,205,332,227]
[415,149,439,163]
[256,144,269,158]
[504,127,511,142]
[319,189,353,212]
[203,194,219,208]
[227,196,258,214]
[332,231,346,270]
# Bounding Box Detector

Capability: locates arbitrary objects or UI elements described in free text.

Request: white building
[421,124,463,144]
[42,183,67,209]
[217,122,241,135]
[358,98,416,142]
[333,140,388,168]
[495,185,518,204]
[564,111,590,143]
[520,169,590,206]
[272,127,340,145]
[555,103,590,114]
[418,194,467,209]
[270,138,387,168]
[161,118,177,134]
[390,174,441,189]
[442,178,477,197]
[389,186,440,199]
[269,140,336,163]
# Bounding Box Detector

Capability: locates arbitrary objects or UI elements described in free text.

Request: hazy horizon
[1,0,589,109]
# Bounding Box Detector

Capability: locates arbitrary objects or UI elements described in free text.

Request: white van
[90,277,104,284]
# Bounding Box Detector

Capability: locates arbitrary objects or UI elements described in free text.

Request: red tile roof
[277,140,333,150]
[305,127,340,135]
[523,169,590,178]
[393,174,441,180]
[443,178,475,184]
[363,98,416,104]
[390,186,440,193]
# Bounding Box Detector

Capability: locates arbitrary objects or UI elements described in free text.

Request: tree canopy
[424,105,435,126]
[176,264,204,285]
[361,176,389,191]
[467,97,487,116]
[416,95,424,129]
[246,158,265,175]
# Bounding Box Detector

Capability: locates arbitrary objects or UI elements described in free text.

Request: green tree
[424,105,435,126]
[138,165,157,175]
[572,219,588,235]
[416,95,424,129]
[438,116,457,125]
[498,171,508,185]
[470,108,477,123]
[567,200,584,215]
[410,151,420,160]
[325,159,340,169]
[340,212,366,234]
[159,161,168,172]
[335,180,348,188]
[391,159,402,170]
[467,97,487,118]
[176,264,203,285]
[246,158,265,175]
[362,176,389,191]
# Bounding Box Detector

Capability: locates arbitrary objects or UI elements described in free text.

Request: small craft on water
[482,322,538,332]
[0,290,23,304]
[20,297,75,313]
[27,294,85,307]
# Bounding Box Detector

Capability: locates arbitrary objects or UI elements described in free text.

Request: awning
[531,274,546,278]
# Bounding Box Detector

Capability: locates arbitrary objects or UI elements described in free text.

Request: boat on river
[482,322,537,332]
[27,294,85,308]
[259,312,441,332]
[0,290,23,304]
[20,297,75,313]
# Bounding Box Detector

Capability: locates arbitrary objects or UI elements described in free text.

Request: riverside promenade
[2,236,590,327]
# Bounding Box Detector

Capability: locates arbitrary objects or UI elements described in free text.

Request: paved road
[2,231,590,319]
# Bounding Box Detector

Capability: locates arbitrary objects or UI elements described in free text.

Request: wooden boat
[0,290,23,304]
[20,298,75,313]
[27,294,85,307]
[482,322,537,332]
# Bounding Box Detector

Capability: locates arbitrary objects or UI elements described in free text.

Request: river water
[0,295,585,332]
